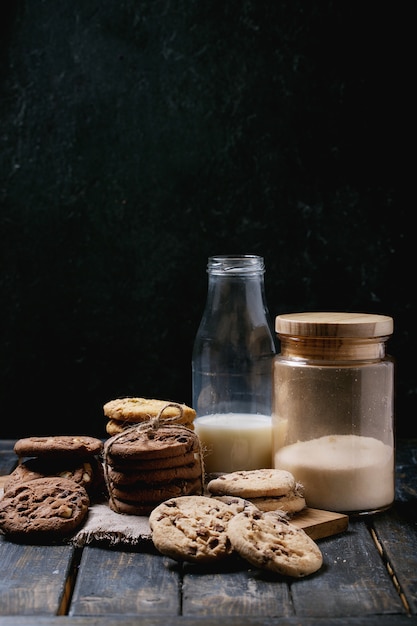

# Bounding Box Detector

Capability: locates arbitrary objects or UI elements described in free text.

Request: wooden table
[0,438,416,626]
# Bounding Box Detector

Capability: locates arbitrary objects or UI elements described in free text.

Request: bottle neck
[207,254,265,275]
[206,271,267,314]
[278,335,389,362]
[205,255,267,315]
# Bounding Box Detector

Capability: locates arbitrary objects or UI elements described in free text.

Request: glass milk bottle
[272,312,395,515]
[192,255,277,473]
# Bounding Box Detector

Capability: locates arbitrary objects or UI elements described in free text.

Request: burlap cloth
[70,501,152,547]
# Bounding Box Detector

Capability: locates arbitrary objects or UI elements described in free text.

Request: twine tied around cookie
[102,402,205,514]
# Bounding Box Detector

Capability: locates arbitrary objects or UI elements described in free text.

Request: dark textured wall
[0,1,414,439]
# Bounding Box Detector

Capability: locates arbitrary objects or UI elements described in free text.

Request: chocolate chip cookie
[149,495,235,562]
[207,468,306,515]
[0,477,90,541]
[4,457,96,493]
[227,508,323,577]
[207,469,296,498]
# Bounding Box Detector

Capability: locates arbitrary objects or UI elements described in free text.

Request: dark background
[0,2,414,439]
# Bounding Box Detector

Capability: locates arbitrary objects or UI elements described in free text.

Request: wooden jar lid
[275,312,393,338]
[275,313,394,360]
[275,312,394,339]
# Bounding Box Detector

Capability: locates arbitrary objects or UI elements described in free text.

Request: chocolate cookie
[4,457,94,492]
[105,425,199,461]
[4,457,106,502]
[110,477,203,503]
[0,477,90,541]
[14,436,103,459]
[107,449,198,472]
[106,418,194,436]
[107,460,202,486]
[104,423,203,515]
[108,497,163,517]
[109,476,203,516]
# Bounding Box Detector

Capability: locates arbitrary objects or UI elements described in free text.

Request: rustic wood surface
[0,439,416,626]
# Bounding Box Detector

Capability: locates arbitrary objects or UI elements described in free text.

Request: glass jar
[192,255,277,473]
[272,312,395,515]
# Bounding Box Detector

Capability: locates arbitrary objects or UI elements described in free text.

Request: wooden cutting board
[290,507,349,540]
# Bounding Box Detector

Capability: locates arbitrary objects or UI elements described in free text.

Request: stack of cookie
[4,435,106,502]
[0,435,105,542]
[103,397,196,436]
[104,423,204,516]
[206,469,306,515]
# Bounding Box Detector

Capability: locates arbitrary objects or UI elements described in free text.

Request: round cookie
[108,497,160,516]
[0,477,90,541]
[14,436,103,459]
[207,469,296,498]
[248,490,306,514]
[106,418,194,436]
[105,425,199,461]
[149,495,235,562]
[110,477,203,503]
[107,449,198,472]
[107,460,202,486]
[227,509,323,577]
[3,457,96,494]
[106,419,130,436]
[6,457,105,502]
[104,397,196,425]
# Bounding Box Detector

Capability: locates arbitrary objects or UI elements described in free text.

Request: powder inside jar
[274,434,394,513]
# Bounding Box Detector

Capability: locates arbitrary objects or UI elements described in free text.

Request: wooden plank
[397,464,417,503]
[0,439,414,623]
[0,442,16,451]
[290,519,406,618]
[373,505,417,614]
[0,615,415,625]
[290,507,348,539]
[0,451,17,477]
[0,538,76,616]
[183,519,405,620]
[69,546,180,616]
[182,556,293,617]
